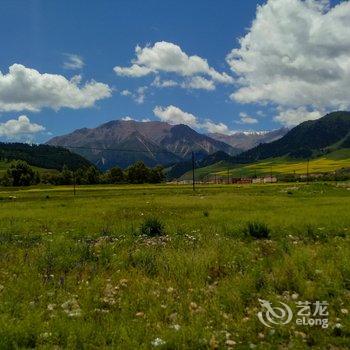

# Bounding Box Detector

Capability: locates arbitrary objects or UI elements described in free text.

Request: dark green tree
[148,166,165,183]
[59,165,73,185]
[5,160,40,186]
[126,161,150,184]
[85,166,100,184]
[107,166,124,184]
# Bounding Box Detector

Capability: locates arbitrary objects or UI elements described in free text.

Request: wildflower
[170,324,181,331]
[226,339,236,346]
[135,311,145,318]
[151,338,166,347]
[0,284,4,292]
[47,303,56,311]
[291,293,299,300]
[341,308,348,314]
[119,279,128,287]
[61,298,81,317]
[40,332,52,339]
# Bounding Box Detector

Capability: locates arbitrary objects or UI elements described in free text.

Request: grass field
[0,183,349,348]
[0,161,57,176]
[181,149,350,180]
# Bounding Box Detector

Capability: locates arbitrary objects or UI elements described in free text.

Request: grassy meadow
[0,183,349,349]
[181,149,350,180]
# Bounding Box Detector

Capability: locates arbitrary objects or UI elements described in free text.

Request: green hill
[234,111,350,163]
[0,142,93,171]
[0,160,57,176]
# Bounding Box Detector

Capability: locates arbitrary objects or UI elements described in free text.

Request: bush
[140,217,165,237]
[244,221,271,240]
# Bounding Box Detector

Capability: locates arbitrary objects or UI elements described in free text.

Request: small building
[263,176,278,183]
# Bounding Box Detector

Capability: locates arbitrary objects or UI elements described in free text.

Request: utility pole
[227,168,230,185]
[307,159,310,184]
[192,151,195,192]
[270,166,273,183]
[73,171,76,196]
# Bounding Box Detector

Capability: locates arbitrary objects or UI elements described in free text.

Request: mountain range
[166,111,350,179]
[47,120,241,169]
[208,128,288,151]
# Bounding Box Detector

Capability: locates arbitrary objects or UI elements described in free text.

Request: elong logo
[257,299,329,329]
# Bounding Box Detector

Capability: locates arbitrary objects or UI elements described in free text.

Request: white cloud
[133,86,147,104]
[181,76,216,91]
[227,0,350,124]
[114,64,154,77]
[0,115,45,137]
[119,86,147,104]
[153,105,198,127]
[120,116,151,123]
[0,64,112,112]
[114,41,233,90]
[152,76,178,88]
[63,54,84,70]
[121,116,134,121]
[202,120,232,134]
[274,107,322,126]
[153,105,234,135]
[238,112,258,124]
[120,89,132,96]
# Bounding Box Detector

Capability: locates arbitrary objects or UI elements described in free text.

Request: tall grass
[0,182,349,348]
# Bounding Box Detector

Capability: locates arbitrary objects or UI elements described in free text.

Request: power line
[64,145,180,155]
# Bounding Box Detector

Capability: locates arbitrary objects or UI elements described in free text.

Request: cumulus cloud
[115,64,154,77]
[227,0,350,124]
[120,116,151,123]
[121,116,134,121]
[133,86,147,104]
[274,107,322,126]
[0,64,112,112]
[152,76,178,88]
[63,54,84,70]
[181,76,216,91]
[119,86,147,104]
[153,105,234,135]
[237,112,258,125]
[0,115,45,137]
[153,105,198,127]
[202,120,232,134]
[120,89,132,96]
[114,41,233,90]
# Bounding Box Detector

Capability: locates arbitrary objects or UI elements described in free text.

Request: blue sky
[0,0,347,142]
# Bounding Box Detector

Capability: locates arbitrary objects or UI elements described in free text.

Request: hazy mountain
[47,120,241,170]
[0,142,93,170]
[166,151,232,180]
[233,111,350,163]
[208,128,289,151]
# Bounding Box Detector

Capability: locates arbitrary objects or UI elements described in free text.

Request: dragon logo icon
[257,299,293,328]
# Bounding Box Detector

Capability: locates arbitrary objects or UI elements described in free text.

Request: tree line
[0,160,165,186]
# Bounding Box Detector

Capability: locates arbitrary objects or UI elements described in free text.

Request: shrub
[244,221,271,240]
[140,217,165,237]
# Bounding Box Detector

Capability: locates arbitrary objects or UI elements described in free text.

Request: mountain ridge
[47,120,241,170]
